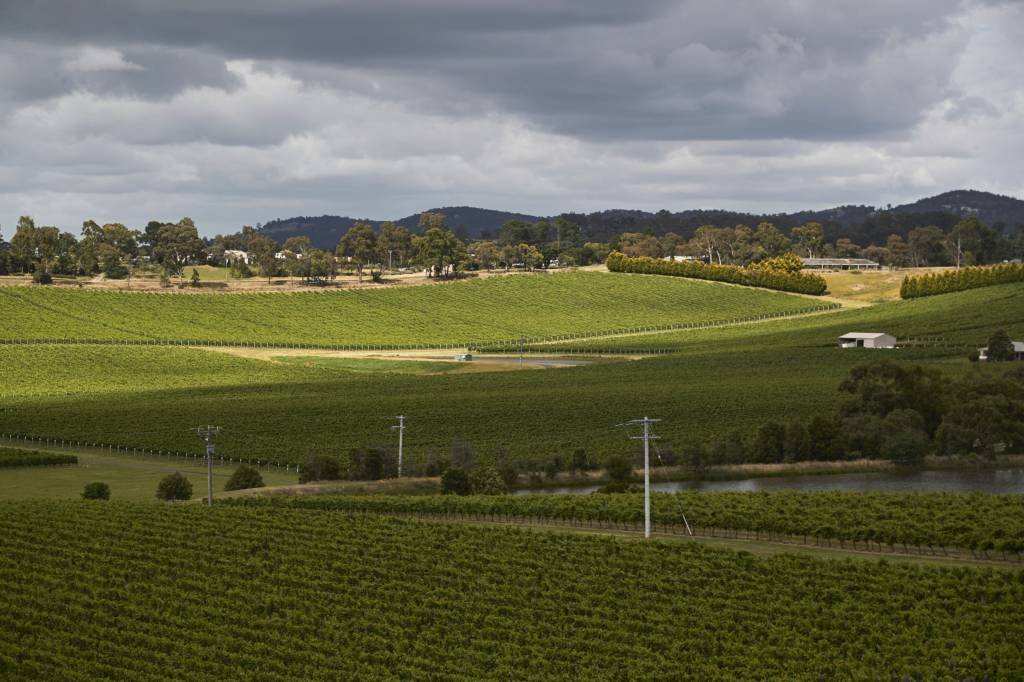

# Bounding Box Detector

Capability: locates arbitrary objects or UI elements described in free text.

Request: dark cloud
[0,1,1020,234]
[0,0,973,141]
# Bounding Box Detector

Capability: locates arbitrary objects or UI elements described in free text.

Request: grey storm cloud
[0,0,975,141]
[0,0,1021,234]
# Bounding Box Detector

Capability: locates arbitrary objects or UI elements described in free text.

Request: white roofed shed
[838,332,896,349]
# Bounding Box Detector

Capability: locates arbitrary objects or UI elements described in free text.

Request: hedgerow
[0,447,77,468]
[606,251,828,295]
[901,263,1024,299]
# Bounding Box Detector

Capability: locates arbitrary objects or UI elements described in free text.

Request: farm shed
[802,257,880,271]
[838,332,896,349]
[978,341,1024,361]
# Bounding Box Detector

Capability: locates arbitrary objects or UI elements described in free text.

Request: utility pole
[195,425,221,506]
[391,415,406,477]
[620,417,660,538]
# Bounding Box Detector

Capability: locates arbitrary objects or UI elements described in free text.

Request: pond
[515,467,1024,496]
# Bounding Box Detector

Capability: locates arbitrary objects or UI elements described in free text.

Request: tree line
[5,210,1019,286]
[682,356,1024,470]
[610,215,1023,267]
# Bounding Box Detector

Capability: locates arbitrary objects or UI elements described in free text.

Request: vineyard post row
[0,433,299,473]
[265,506,1024,563]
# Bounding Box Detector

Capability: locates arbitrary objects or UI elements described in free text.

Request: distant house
[838,332,896,349]
[663,255,699,262]
[223,249,249,265]
[802,257,880,271]
[978,341,1024,361]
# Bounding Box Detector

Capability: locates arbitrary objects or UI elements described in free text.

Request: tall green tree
[790,222,824,258]
[415,225,466,278]
[986,329,1016,362]
[751,222,791,260]
[377,222,414,270]
[337,223,378,282]
[247,235,279,282]
[907,226,947,266]
[282,236,312,281]
[154,219,205,284]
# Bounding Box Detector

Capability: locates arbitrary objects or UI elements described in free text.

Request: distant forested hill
[256,190,1023,247]
[259,207,540,249]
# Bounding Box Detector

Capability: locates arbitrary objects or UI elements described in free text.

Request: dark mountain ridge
[256,190,1024,248]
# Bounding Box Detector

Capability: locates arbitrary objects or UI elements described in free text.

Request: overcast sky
[1,1,1021,237]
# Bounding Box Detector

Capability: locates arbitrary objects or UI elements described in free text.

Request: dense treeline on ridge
[3,191,1022,287]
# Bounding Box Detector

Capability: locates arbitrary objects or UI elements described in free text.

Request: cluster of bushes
[294,443,603,495]
[605,251,828,295]
[0,448,77,468]
[683,360,1024,468]
[900,263,1024,299]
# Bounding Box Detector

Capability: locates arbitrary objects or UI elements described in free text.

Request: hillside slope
[0,283,1019,463]
[0,272,825,347]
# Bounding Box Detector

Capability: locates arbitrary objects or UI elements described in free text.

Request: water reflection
[515,468,1024,496]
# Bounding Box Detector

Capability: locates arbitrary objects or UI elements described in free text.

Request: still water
[516,468,1024,496]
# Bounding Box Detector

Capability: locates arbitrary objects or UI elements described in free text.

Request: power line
[195,425,222,506]
[619,417,659,539]
[390,415,406,477]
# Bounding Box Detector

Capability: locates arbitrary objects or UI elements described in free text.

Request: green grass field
[0,271,827,346]
[271,356,474,374]
[0,446,295,501]
[0,502,1020,679]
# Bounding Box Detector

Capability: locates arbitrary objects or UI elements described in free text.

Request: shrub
[82,482,110,500]
[32,271,53,285]
[751,422,786,463]
[224,464,264,492]
[986,329,1016,362]
[190,268,201,287]
[606,251,827,295]
[0,449,77,468]
[749,253,804,275]
[299,454,342,483]
[880,410,931,466]
[604,453,634,482]
[441,468,472,495]
[469,465,508,495]
[497,462,520,488]
[156,472,192,501]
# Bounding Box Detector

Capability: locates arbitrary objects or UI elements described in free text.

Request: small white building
[838,332,896,349]
[223,249,249,265]
[978,341,1024,361]
[663,255,699,262]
